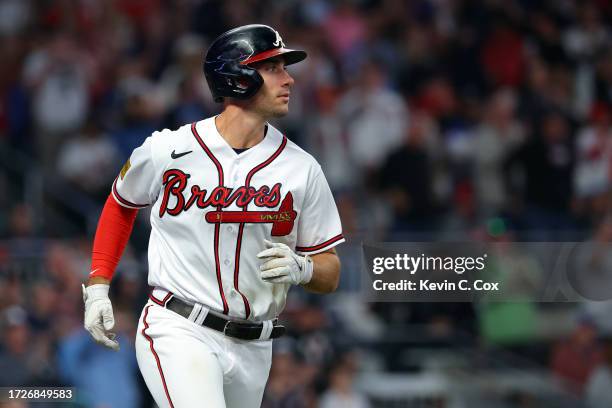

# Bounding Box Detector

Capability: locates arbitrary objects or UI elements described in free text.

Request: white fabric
[151,287,170,302]
[574,126,612,197]
[113,117,344,321]
[319,390,371,408]
[23,51,89,133]
[82,284,120,351]
[56,133,120,192]
[338,86,408,169]
[136,301,272,408]
[586,366,612,408]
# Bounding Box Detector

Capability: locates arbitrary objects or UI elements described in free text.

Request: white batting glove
[257,240,314,285]
[82,284,120,351]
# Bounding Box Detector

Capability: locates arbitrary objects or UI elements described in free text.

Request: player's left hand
[257,240,313,285]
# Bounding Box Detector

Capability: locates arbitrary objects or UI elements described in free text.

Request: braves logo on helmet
[272,30,285,48]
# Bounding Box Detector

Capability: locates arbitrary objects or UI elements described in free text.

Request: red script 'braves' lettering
[159,169,282,217]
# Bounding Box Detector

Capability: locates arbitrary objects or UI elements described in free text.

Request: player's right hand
[82,284,120,351]
[257,240,313,285]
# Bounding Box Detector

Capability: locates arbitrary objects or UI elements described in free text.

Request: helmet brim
[241,48,307,66]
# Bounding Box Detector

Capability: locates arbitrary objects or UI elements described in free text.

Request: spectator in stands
[159,34,213,130]
[0,0,30,37]
[518,58,568,126]
[528,10,568,66]
[26,282,57,335]
[319,353,370,408]
[395,23,442,100]
[438,181,479,239]
[0,35,31,153]
[505,110,577,239]
[261,339,309,408]
[478,227,542,347]
[473,88,525,217]
[110,72,164,160]
[578,215,612,334]
[5,203,42,256]
[22,32,91,170]
[562,2,610,63]
[593,51,612,107]
[56,118,120,200]
[586,337,612,408]
[551,318,603,395]
[480,14,525,88]
[308,87,355,192]
[7,203,35,239]
[574,103,612,226]
[0,306,32,386]
[379,110,438,234]
[338,61,408,184]
[57,309,140,408]
[322,0,366,62]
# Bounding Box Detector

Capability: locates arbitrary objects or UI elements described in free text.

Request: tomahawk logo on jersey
[112,117,344,321]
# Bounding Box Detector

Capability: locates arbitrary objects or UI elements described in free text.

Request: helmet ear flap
[235,65,264,96]
[229,65,264,99]
[206,61,264,102]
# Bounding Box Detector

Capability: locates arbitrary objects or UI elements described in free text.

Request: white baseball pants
[135,300,273,408]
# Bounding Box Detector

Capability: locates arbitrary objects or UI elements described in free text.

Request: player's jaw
[270,89,291,116]
[249,86,291,119]
[269,75,294,116]
[250,58,294,118]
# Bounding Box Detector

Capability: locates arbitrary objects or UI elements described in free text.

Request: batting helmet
[204,24,307,103]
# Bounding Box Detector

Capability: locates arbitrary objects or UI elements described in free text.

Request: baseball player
[82,24,344,408]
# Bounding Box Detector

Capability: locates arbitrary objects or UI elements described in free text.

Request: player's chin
[270,104,290,118]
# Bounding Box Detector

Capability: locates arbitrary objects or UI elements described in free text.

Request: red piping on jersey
[234,135,288,319]
[112,178,149,208]
[148,291,173,307]
[191,122,229,315]
[296,234,345,252]
[141,305,175,408]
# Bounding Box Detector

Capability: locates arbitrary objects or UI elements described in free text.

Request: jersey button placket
[224,158,236,278]
[234,160,240,182]
[232,161,240,185]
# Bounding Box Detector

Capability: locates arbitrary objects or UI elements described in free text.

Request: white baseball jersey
[112,117,344,321]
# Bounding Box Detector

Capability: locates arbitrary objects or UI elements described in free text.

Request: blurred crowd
[0,0,612,407]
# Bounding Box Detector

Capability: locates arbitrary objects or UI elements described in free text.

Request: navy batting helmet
[204,24,307,103]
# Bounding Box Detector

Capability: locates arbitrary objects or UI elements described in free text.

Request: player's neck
[215,107,267,149]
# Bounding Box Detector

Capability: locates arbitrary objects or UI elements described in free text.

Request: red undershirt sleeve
[89,194,139,280]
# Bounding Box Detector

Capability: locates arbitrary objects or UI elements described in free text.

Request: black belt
[163,296,285,341]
